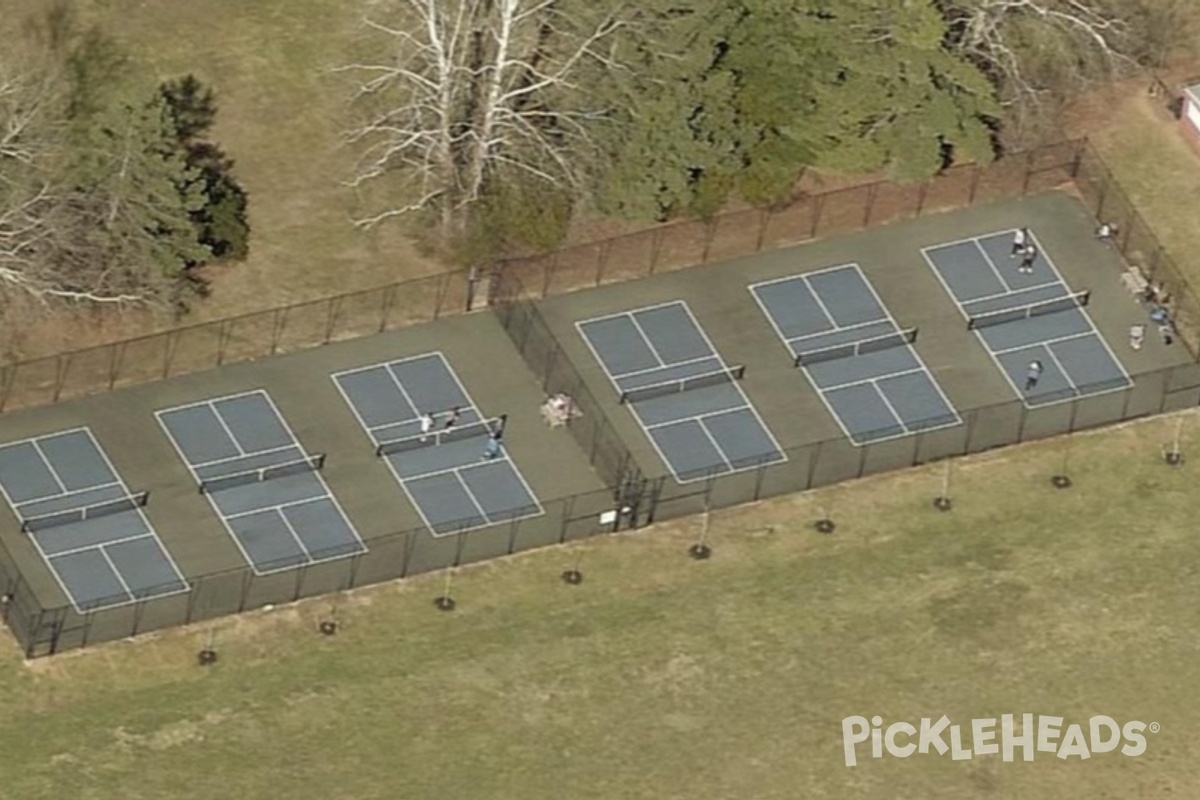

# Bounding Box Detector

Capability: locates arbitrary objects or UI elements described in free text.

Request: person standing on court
[444,407,461,429]
[1011,227,1029,257]
[1018,243,1037,274]
[483,430,502,460]
[1024,360,1044,391]
[1129,323,1146,350]
[419,411,435,442]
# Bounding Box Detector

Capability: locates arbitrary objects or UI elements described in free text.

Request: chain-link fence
[3,356,1196,658]
[492,140,1084,302]
[1072,141,1200,359]
[4,136,1200,658]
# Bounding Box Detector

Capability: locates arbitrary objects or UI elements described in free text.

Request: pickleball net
[20,491,149,533]
[966,291,1090,331]
[198,454,326,494]
[617,365,746,405]
[375,418,502,457]
[793,329,918,367]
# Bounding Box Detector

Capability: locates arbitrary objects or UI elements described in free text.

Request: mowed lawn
[0,415,1197,799]
[1083,84,1200,290]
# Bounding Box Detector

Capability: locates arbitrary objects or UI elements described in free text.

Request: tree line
[340,0,1192,257]
[0,5,248,309]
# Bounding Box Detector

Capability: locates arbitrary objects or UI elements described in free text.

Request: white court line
[97,545,135,602]
[459,459,546,520]
[1026,230,1134,389]
[330,368,388,449]
[392,352,543,531]
[579,300,785,484]
[801,276,840,329]
[748,278,856,443]
[752,264,962,446]
[338,353,542,537]
[990,330,1096,357]
[81,427,189,592]
[972,236,1016,294]
[23,524,106,615]
[13,481,122,513]
[189,444,298,471]
[30,440,67,495]
[15,428,189,611]
[817,366,929,394]
[155,407,260,573]
[574,298,696,327]
[276,505,317,564]
[786,318,892,351]
[222,493,330,522]
[611,354,716,382]
[963,280,1061,307]
[847,264,963,430]
[926,228,1132,407]
[207,399,246,457]
[920,245,1032,405]
[452,470,490,524]
[1041,342,1076,394]
[258,391,367,559]
[626,310,668,367]
[44,532,157,561]
[674,303,787,478]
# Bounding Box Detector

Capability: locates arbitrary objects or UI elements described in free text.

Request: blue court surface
[749,264,962,445]
[923,230,1132,407]
[0,428,187,613]
[157,390,366,574]
[332,352,543,536]
[577,301,786,482]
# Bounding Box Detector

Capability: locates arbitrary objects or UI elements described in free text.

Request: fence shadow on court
[4,138,1200,658]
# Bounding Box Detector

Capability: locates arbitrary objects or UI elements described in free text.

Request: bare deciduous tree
[0,59,150,305]
[337,0,624,241]
[941,0,1143,130]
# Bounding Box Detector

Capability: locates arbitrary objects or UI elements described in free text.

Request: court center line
[1040,343,1081,394]
[868,380,908,434]
[393,453,514,483]
[643,403,754,431]
[277,506,318,564]
[785,317,892,349]
[452,469,491,523]
[40,532,157,561]
[97,545,135,602]
[813,366,929,394]
[989,330,1096,357]
[208,400,247,457]
[696,418,735,473]
[973,236,1015,294]
[801,277,840,329]
[14,480,124,512]
[30,440,68,495]
[190,444,299,471]
[962,280,1062,307]
[611,354,716,381]
[81,426,187,591]
[221,493,330,522]
[626,311,669,367]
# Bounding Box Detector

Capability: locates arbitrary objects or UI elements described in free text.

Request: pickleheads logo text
[842,714,1158,767]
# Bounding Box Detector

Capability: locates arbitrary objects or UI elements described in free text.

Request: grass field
[0,414,1197,799]
[1070,73,1200,290]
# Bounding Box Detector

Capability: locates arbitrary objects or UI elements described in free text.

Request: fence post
[968,163,982,205]
[755,208,771,252]
[1020,148,1036,195]
[701,216,717,263]
[862,182,879,228]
